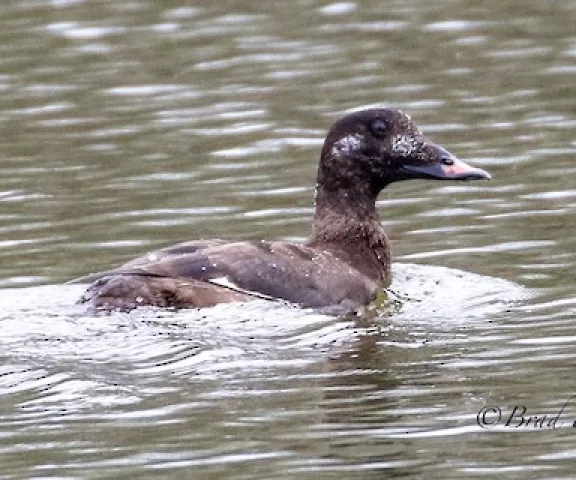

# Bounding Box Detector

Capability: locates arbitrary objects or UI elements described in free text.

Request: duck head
[317,108,490,198]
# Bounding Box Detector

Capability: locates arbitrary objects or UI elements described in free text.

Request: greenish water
[0,1,575,478]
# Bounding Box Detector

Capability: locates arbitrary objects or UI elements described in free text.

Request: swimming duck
[77,108,490,313]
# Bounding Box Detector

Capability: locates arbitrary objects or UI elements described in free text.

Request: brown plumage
[75,108,490,314]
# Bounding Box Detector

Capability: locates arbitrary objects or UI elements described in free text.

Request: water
[0,0,575,478]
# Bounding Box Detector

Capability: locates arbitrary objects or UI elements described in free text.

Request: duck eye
[370,119,388,138]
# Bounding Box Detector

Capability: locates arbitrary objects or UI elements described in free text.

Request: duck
[76,108,490,314]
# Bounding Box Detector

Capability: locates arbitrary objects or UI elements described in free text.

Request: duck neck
[307,183,391,283]
[312,183,379,230]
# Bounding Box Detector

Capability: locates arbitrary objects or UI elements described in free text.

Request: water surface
[0,0,575,478]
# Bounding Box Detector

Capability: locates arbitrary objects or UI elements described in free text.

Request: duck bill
[402,146,491,181]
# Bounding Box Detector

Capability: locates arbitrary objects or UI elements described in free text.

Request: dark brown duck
[76,108,490,313]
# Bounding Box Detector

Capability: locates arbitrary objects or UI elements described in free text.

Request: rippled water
[1,0,575,478]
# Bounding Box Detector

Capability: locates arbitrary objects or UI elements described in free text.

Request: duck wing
[79,240,378,311]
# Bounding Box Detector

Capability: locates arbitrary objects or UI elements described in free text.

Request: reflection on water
[0,0,575,478]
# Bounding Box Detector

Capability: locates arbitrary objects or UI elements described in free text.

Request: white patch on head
[391,134,422,158]
[399,110,411,122]
[332,133,364,156]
